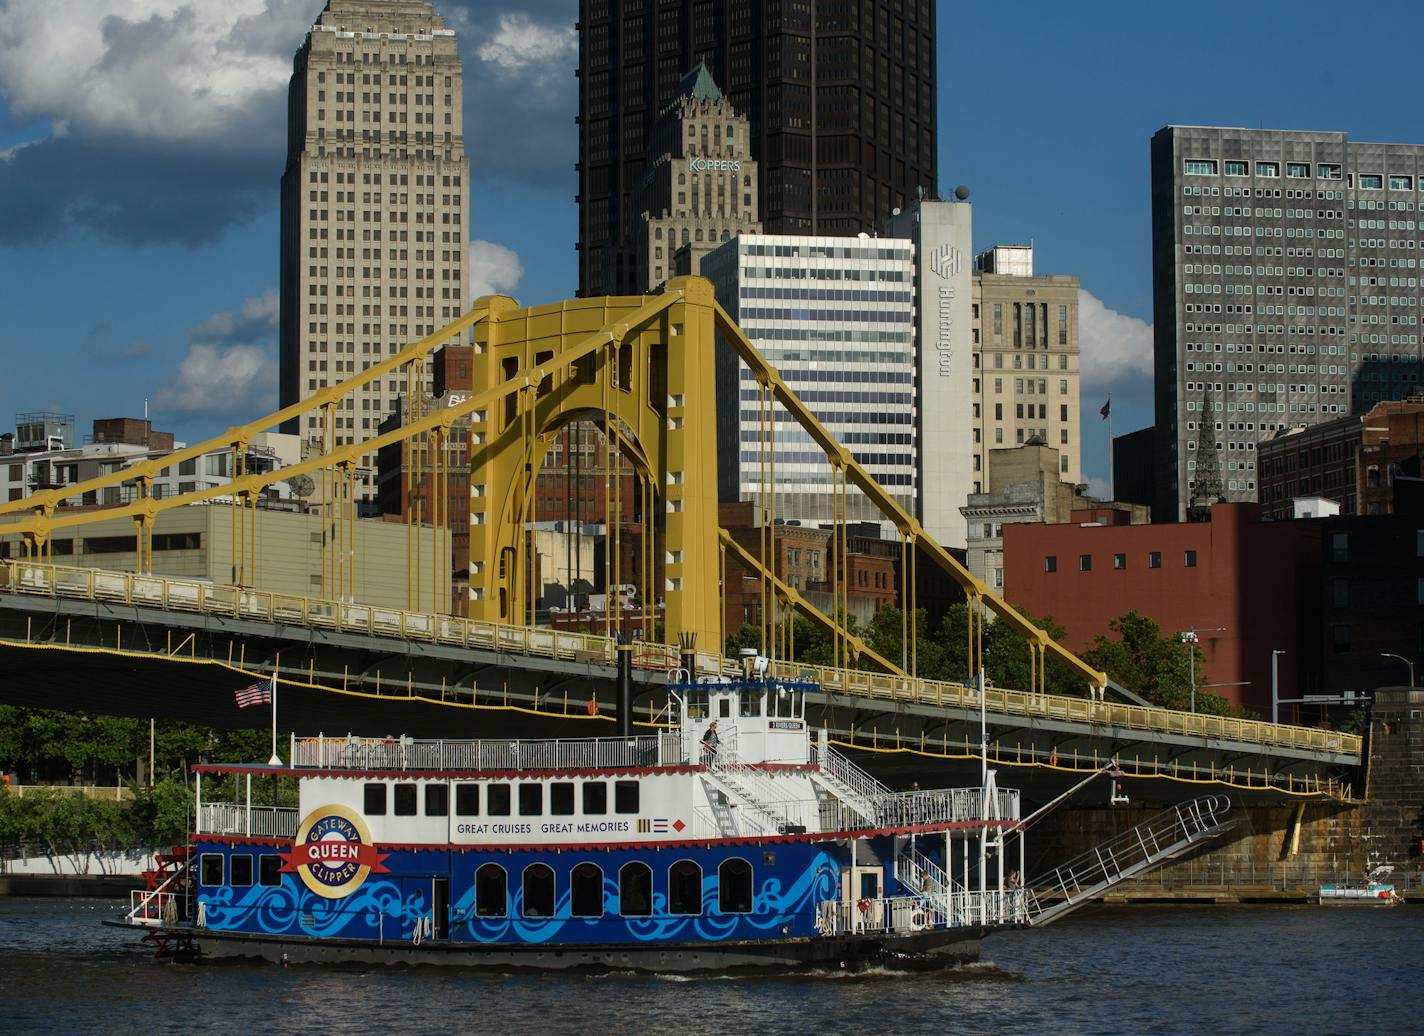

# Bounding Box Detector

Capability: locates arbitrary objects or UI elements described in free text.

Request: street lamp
[1181,626,1227,713]
[1380,652,1415,688]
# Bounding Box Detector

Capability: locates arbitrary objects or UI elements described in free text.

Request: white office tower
[885,198,975,549]
[703,234,918,530]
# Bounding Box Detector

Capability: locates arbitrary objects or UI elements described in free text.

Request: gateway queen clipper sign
[282,805,389,898]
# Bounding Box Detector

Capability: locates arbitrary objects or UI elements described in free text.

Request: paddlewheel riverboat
[110,676,1034,971]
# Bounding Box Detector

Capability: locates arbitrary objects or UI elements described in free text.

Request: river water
[1,898,1419,1035]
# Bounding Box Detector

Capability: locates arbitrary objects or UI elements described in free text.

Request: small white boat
[1317,867,1402,906]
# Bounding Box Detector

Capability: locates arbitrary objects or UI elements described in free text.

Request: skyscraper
[577,0,937,296]
[279,0,470,496]
[628,63,761,292]
[1151,125,1424,521]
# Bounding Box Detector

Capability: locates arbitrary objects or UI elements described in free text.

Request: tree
[1079,611,1238,712]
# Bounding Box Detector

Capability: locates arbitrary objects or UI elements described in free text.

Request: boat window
[521,864,556,918]
[487,783,511,816]
[619,862,653,916]
[475,863,507,917]
[549,782,575,815]
[258,854,282,887]
[614,780,639,814]
[739,686,764,717]
[771,686,801,718]
[393,783,418,816]
[425,783,449,817]
[455,783,480,816]
[363,782,387,816]
[570,863,604,917]
[718,858,753,913]
[582,781,607,815]
[668,860,702,915]
[718,696,731,718]
[518,783,543,816]
[200,853,224,887]
[229,854,253,888]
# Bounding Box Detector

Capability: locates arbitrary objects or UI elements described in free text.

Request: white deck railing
[817,890,1028,936]
[292,732,682,772]
[198,803,300,838]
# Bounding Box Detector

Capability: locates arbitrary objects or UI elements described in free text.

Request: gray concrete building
[279,0,470,498]
[1151,125,1424,520]
[629,64,761,292]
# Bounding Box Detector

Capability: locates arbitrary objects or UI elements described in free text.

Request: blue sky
[1,0,1421,497]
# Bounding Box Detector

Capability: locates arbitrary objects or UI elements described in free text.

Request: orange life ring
[856,898,871,914]
[586,697,599,716]
[1048,748,1058,767]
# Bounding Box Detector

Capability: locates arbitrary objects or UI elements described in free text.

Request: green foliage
[1079,610,1238,715]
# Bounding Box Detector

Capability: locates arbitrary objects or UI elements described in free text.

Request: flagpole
[1107,408,1114,499]
[268,652,282,766]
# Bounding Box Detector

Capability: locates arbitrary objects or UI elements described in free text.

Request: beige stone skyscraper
[279,0,470,495]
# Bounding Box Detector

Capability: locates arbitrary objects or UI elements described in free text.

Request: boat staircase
[809,742,889,825]
[703,754,804,835]
[1025,795,1237,926]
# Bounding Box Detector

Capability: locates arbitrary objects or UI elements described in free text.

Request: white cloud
[1078,289,1153,393]
[469,240,525,300]
[190,288,278,343]
[475,13,575,77]
[156,343,274,416]
[0,1,307,145]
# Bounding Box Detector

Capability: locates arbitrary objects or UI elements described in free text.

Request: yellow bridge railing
[0,559,1362,760]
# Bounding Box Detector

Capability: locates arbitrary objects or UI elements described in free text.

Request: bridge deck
[0,560,1362,769]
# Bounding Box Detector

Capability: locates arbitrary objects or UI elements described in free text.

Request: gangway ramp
[1027,795,1236,926]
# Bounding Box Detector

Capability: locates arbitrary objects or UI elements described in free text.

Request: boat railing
[198,803,300,838]
[816,890,1028,936]
[127,888,184,928]
[692,789,1021,840]
[809,742,1020,825]
[291,733,672,772]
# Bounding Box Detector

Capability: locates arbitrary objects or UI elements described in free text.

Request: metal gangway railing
[0,559,1363,761]
[1026,795,1238,926]
[291,732,680,772]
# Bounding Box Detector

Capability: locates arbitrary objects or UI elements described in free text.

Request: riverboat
[108,675,1030,972]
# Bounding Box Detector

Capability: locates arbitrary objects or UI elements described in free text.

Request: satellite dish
[857,231,870,239]
[954,185,971,201]
[891,206,901,216]
[287,474,315,499]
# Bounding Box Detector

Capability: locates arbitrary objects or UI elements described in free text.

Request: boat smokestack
[616,634,634,738]
[678,631,697,681]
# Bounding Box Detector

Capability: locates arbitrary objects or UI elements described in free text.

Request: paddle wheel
[127,844,200,960]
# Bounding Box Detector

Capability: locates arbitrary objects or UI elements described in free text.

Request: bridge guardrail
[0,559,1363,760]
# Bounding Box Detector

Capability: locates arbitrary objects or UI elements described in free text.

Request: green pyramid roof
[676,61,722,103]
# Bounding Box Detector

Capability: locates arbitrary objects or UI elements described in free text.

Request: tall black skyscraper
[577,0,937,296]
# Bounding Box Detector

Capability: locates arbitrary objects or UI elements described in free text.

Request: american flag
[234,677,274,709]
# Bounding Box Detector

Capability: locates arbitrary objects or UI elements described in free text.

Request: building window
[1359,173,1383,190]
[1079,554,1092,572]
[475,864,507,917]
[1184,159,1218,176]
[718,858,753,913]
[1224,160,1248,177]
[619,862,653,916]
[570,863,604,917]
[522,864,556,918]
[1255,161,1280,178]
[1113,553,1126,570]
[1331,624,1350,654]
[1148,551,1162,569]
[1044,555,1057,573]
[1332,578,1349,608]
[1183,550,1197,568]
[1331,532,1348,562]
[668,860,703,915]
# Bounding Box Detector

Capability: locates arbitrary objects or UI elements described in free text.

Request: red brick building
[1003,503,1320,714]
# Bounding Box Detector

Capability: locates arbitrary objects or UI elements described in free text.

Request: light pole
[1271,650,1285,725]
[1181,626,1227,713]
[1380,652,1415,687]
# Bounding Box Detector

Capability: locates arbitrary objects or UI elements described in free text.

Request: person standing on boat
[700,720,720,762]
